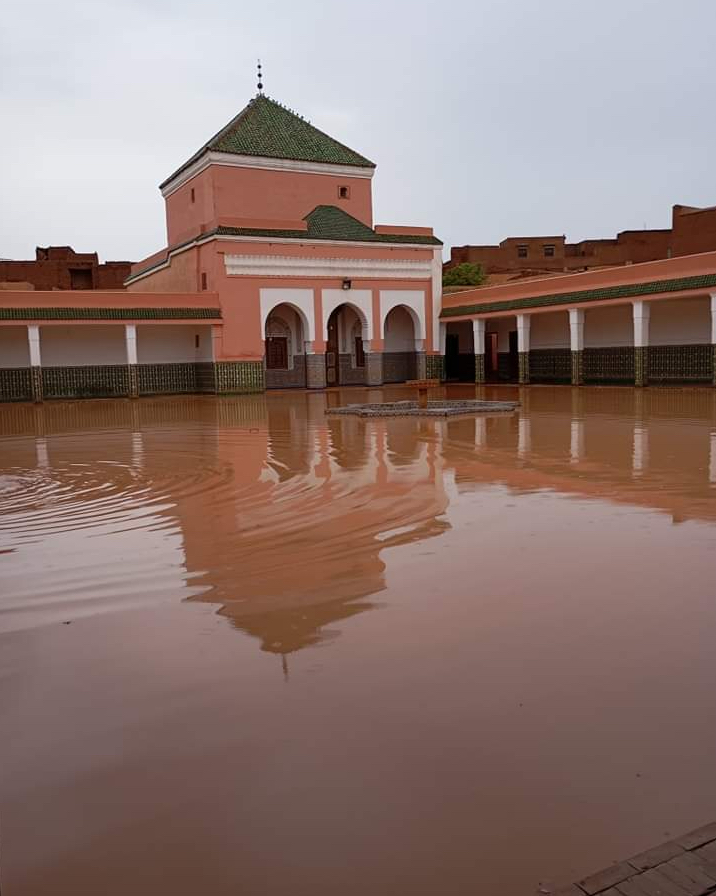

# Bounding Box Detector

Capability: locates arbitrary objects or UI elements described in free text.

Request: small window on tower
[544,244,556,258]
[201,272,207,290]
[517,245,528,258]
[190,188,195,203]
[195,334,200,349]
[338,186,350,199]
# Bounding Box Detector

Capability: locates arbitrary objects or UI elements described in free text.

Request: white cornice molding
[224,254,433,280]
[126,234,433,286]
[161,151,375,197]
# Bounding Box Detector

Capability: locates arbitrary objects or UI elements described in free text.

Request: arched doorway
[326,304,368,386]
[264,303,308,389]
[383,305,420,383]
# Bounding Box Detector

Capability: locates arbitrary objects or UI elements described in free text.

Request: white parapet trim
[225,254,432,280]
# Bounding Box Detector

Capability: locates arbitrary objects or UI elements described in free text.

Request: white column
[710,432,716,486]
[632,301,650,347]
[472,319,485,355]
[516,314,531,353]
[125,324,138,365]
[569,308,585,351]
[710,294,716,344]
[27,325,41,366]
[439,321,447,355]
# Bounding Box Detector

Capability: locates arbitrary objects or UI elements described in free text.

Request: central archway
[325,304,369,386]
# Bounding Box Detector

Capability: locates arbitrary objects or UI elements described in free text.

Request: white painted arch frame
[321,288,373,343]
[259,288,316,353]
[379,290,426,350]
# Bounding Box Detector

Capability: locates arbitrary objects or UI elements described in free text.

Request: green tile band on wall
[583,347,635,383]
[215,361,265,393]
[0,368,32,401]
[528,349,571,383]
[441,273,716,318]
[426,354,444,381]
[137,363,198,395]
[0,307,221,321]
[648,344,712,382]
[475,355,486,384]
[42,365,130,399]
[518,352,530,384]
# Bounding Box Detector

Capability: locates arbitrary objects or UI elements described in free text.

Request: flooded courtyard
[1,384,715,895]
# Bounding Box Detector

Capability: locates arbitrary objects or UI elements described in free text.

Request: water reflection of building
[170,394,451,659]
[4,387,716,656]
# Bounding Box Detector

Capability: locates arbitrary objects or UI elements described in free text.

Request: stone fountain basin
[325,400,519,418]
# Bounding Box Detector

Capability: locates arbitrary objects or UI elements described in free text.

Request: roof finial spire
[257,58,264,94]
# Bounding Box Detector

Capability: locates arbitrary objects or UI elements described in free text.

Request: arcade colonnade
[441,293,716,387]
[260,286,432,390]
[0,321,220,402]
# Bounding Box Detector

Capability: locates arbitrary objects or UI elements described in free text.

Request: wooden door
[326,310,340,385]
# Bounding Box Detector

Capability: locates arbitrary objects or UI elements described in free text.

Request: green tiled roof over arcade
[216,205,442,246]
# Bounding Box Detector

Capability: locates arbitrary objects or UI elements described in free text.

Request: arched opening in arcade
[264,303,308,389]
[382,304,420,382]
[325,303,369,386]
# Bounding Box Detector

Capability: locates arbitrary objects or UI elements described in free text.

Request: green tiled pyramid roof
[216,205,442,246]
[162,94,375,188]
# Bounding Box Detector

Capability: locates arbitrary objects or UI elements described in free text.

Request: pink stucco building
[0,92,442,402]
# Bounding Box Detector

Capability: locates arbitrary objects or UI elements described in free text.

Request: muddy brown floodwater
[1,384,716,895]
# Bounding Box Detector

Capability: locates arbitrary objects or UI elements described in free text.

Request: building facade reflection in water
[1,386,715,653]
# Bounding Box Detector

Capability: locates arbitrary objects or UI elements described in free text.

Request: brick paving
[554,823,716,896]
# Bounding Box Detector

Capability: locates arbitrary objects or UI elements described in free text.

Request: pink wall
[165,165,374,246]
[165,169,216,246]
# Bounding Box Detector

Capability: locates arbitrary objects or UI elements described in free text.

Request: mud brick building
[0,247,131,291]
[447,203,716,282]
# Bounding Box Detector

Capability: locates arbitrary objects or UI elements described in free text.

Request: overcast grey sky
[2,0,715,263]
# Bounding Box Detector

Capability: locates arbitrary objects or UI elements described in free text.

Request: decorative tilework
[365,352,383,386]
[528,349,571,382]
[42,365,130,399]
[137,363,197,395]
[0,307,221,321]
[648,344,713,383]
[475,354,485,384]
[214,360,265,393]
[337,353,366,386]
[634,346,648,387]
[382,352,418,383]
[571,350,584,386]
[583,346,635,382]
[265,356,307,389]
[0,368,32,401]
[306,354,327,389]
[30,366,43,402]
[518,351,530,384]
[426,354,444,382]
[128,364,139,398]
[415,352,427,380]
